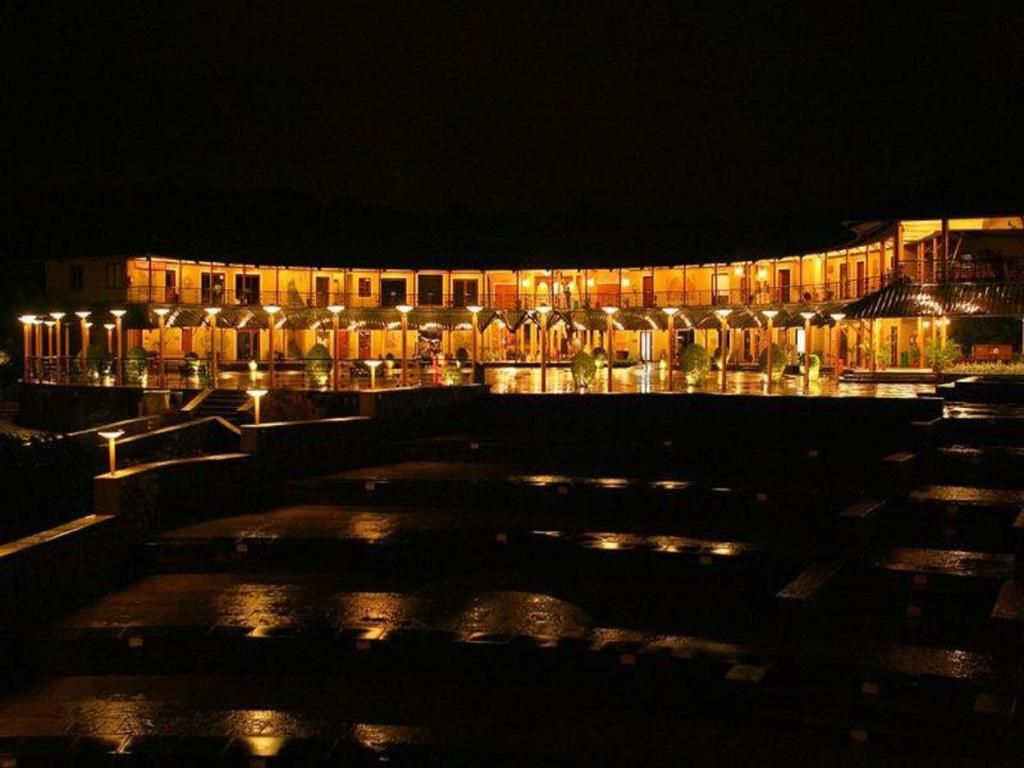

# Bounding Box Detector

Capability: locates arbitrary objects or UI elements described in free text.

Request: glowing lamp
[246,389,268,425]
[98,429,125,475]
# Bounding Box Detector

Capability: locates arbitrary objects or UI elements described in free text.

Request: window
[380,278,407,307]
[417,275,443,306]
[70,264,84,291]
[105,262,125,289]
[358,278,372,297]
[452,279,479,307]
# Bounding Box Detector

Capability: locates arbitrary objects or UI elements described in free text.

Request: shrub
[304,342,332,387]
[591,346,606,363]
[442,363,464,385]
[925,338,960,372]
[807,353,821,381]
[758,343,786,380]
[86,342,111,376]
[455,347,469,365]
[570,350,597,391]
[125,346,148,383]
[679,344,710,384]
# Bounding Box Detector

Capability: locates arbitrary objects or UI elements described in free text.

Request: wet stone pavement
[4,403,1024,763]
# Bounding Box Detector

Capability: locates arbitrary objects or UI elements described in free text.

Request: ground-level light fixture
[364,359,383,389]
[247,388,267,424]
[98,429,125,475]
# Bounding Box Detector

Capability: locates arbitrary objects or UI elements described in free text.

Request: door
[315,276,330,307]
[856,262,866,297]
[358,330,372,358]
[164,270,177,303]
[890,326,898,366]
[235,274,260,306]
[417,275,444,306]
[839,263,849,299]
[237,330,260,360]
[642,275,655,308]
[778,269,791,303]
[494,284,517,310]
[713,272,731,304]
[453,279,479,308]
[380,279,407,307]
[201,272,226,305]
[639,330,653,362]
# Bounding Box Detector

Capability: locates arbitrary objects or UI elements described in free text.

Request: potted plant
[679,344,710,385]
[125,346,149,384]
[758,343,786,380]
[304,342,333,387]
[570,350,597,392]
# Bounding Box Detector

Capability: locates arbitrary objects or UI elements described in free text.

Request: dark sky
[4,3,1024,265]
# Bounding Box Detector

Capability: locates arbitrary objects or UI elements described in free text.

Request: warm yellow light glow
[466,304,483,314]
[327,304,345,314]
[923,320,931,328]
[204,306,221,316]
[247,388,267,398]
[103,323,115,331]
[733,266,744,276]
[799,311,816,320]
[110,309,127,318]
[621,277,631,287]
[586,278,595,287]
[153,308,170,317]
[18,315,36,325]
[50,312,65,320]
[662,306,679,317]
[757,268,768,280]
[98,429,124,440]
[396,304,413,314]
[830,313,845,322]
[535,304,552,315]
[602,306,619,316]
[98,429,125,475]
[761,310,779,319]
[521,278,530,287]
[263,304,281,315]
[75,311,90,319]
[714,308,732,318]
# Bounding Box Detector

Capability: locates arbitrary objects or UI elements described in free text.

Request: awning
[841,282,1024,319]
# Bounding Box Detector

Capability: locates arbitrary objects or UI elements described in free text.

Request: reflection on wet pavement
[485,365,936,397]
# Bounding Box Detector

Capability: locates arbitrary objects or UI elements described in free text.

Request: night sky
[4,4,1024,266]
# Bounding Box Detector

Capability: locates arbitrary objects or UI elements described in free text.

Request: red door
[642,275,655,308]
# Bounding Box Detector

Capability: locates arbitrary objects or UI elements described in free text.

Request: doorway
[778,269,791,303]
[237,330,260,361]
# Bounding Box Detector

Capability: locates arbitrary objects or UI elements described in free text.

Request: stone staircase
[187,389,251,425]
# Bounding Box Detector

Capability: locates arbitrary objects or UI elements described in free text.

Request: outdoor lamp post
[205,307,221,386]
[247,389,267,425]
[536,304,551,392]
[263,305,280,388]
[939,316,949,349]
[32,320,43,375]
[153,308,169,387]
[715,308,732,392]
[98,429,125,475]
[103,323,115,355]
[800,311,817,389]
[467,305,483,364]
[76,311,90,368]
[51,312,65,380]
[18,315,35,381]
[662,307,679,392]
[396,305,413,386]
[603,306,619,392]
[761,310,778,393]
[829,313,845,372]
[327,305,344,390]
[44,320,55,364]
[364,359,382,389]
[110,309,126,386]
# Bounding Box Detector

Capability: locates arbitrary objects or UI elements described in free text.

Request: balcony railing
[127,274,903,311]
